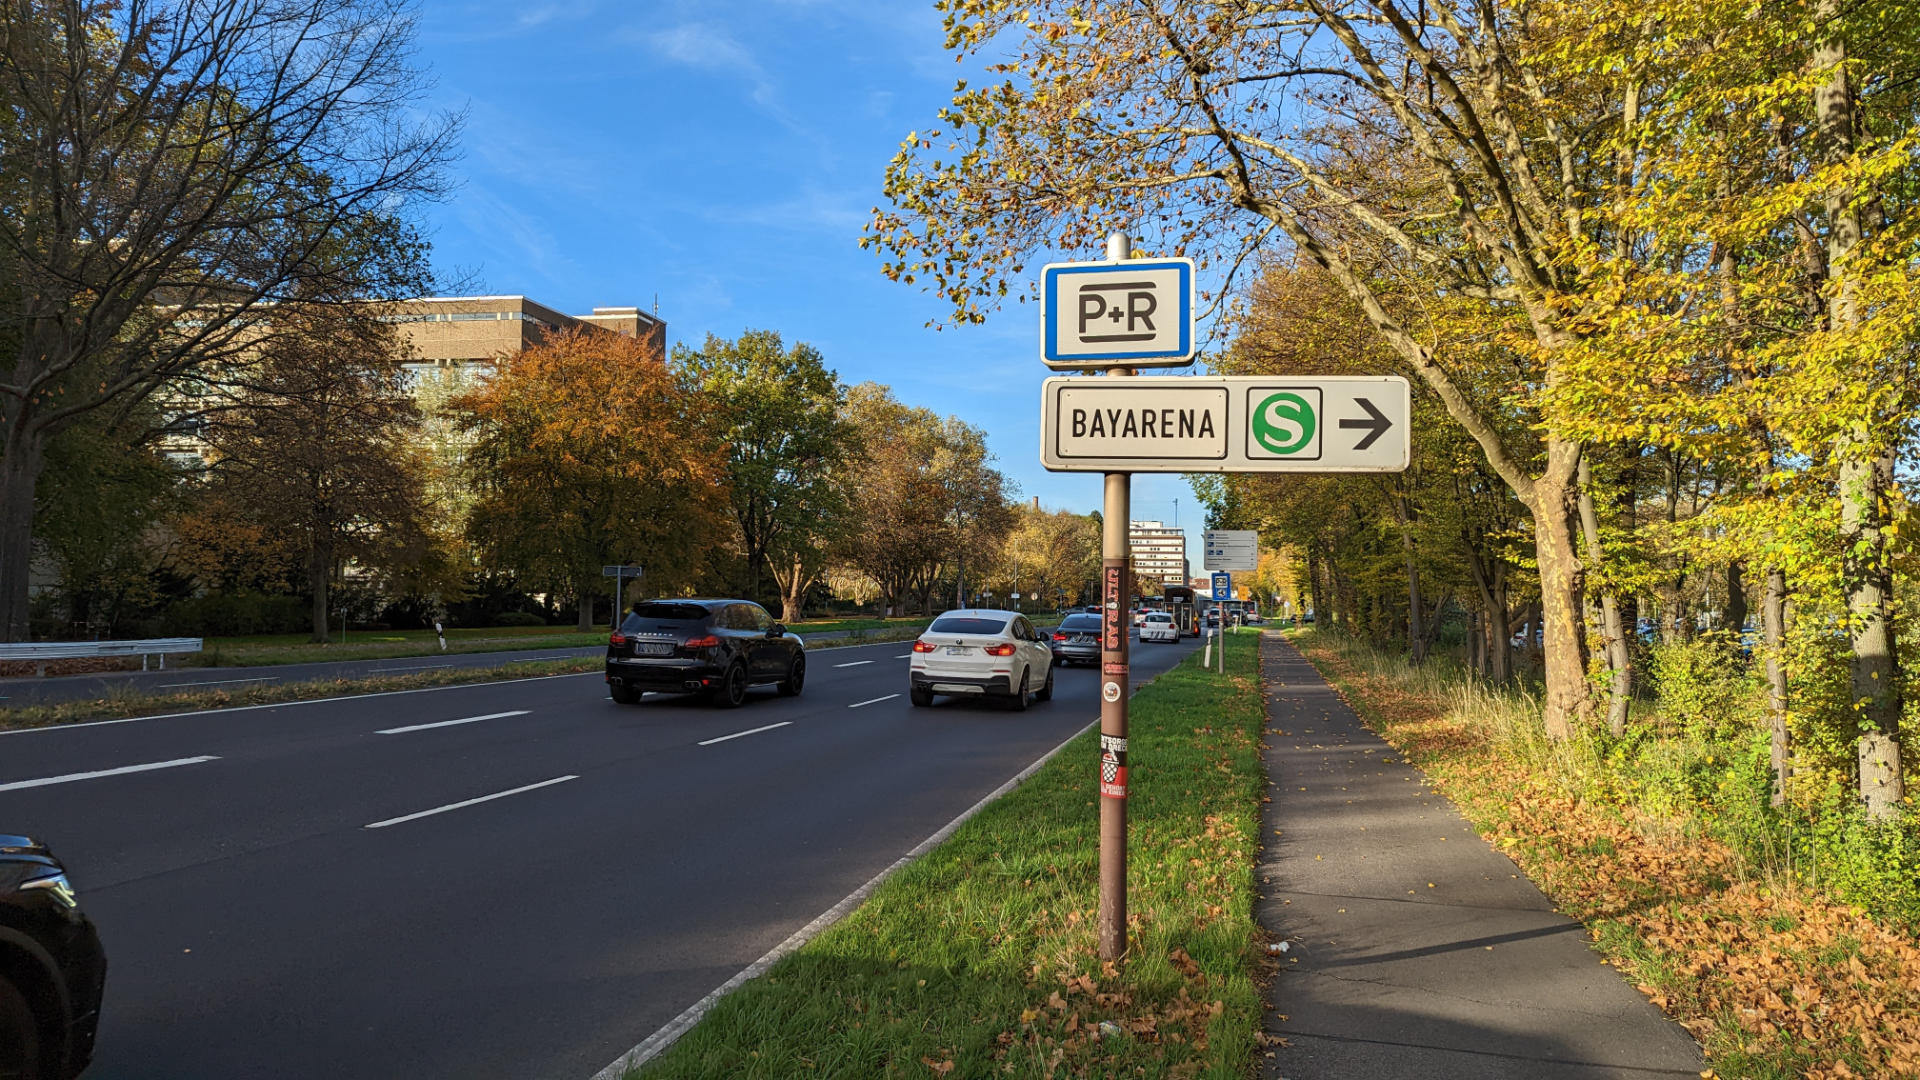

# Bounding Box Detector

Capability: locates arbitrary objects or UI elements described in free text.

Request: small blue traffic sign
[1211,572,1231,601]
[1041,257,1195,369]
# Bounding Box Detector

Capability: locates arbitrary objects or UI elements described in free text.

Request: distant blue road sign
[1211,572,1231,601]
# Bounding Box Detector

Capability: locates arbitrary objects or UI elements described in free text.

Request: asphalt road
[0,633,1202,1079]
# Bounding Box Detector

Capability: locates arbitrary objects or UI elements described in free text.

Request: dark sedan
[1,837,105,1080]
[605,599,805,707]
[1048,612,1104,666]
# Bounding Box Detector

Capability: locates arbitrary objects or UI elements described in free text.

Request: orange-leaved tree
[456,329,727,629]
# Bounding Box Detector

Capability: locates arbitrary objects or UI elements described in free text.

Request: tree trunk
[1816,8,1903,819]
[1840,450,1903,817]
[1725,561,1748,636]
[1488,575,1511,685]
[1531,448,1593,739]
[0,420,46,642]
[576,587,593,632]
[1764,568,1790,808]
[1577,456,1633,736]
[308,540,332,644]
[1304,545,1323,625]
[1395,487,1425,662]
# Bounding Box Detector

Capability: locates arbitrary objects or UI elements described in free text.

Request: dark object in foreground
[605,600,805,707]
[0,836,106,1080]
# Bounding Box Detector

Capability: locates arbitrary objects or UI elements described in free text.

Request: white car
[909,609,1054,709]
[1139,611,1179,643]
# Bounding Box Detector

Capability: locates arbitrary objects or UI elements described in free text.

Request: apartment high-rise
[1128,520,1188,588]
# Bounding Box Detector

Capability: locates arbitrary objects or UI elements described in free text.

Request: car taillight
[912,639,937,653]
[609,632,628,645]
[984,643,1016,656]
[684,634,721,649]
[1052,632,1067,642]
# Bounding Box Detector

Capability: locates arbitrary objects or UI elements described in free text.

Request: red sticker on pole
[1100,734,1128,799]
[1103,565,1123,651]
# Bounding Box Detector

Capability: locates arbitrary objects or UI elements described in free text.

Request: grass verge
[171,618,945,668]
[633,633,1266,1079]
[0,656,601,730]
[1288,630,1920,1080]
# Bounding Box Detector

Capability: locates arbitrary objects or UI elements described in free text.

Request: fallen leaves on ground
[1297,638,1920,1079]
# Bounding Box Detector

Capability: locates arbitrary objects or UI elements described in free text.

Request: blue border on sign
[1042,260,1193,364]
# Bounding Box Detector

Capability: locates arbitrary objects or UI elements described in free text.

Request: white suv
[1139,611,1179,643]
[909,610,1055,709]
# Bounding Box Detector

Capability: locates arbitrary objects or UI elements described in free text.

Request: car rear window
[1061,614,1102,630]
[929,616,1009,636]
[623,602,710,628]
[1145,613,1173,623]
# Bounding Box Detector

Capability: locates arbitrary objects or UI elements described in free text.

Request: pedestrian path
[1256,634,1704,1079]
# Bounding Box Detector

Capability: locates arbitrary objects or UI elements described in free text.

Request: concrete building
[387,295,665,381]
[1129,520,1188,587]
[155,295,664,470]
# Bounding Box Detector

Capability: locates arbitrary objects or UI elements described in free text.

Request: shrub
[160,593,308,636]
[490,611,546,627]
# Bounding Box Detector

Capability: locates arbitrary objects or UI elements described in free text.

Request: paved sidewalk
[1257,634,1704,1079]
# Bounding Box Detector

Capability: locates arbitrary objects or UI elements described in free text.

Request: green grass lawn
[632,629,1267,1079]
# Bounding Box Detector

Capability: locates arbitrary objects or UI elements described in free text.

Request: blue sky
[414,0,1213,567]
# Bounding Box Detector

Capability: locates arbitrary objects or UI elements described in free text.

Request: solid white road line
[847,695,899,709]
[832,660,875,668]
[0,755,220,793]
[587,718,1096,1080]
[363,775,578,830]
[370,662,453,673]
[375,710,529,736]
[696,721,793,747]
[157,676,279,688]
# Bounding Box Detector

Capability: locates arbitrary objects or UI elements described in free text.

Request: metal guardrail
[0,637,204,674]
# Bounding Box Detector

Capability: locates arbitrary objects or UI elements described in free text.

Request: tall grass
[1297,630,1920,928]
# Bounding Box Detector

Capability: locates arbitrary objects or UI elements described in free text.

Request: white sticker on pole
[1102,681,1122,703]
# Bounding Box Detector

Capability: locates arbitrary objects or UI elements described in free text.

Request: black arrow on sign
[1339,397,1391,450]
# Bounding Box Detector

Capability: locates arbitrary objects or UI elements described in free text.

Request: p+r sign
[1041,257,1195,369]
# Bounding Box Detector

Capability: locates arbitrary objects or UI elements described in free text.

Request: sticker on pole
[1100,734,1129,799]
[1102,681,1121,703]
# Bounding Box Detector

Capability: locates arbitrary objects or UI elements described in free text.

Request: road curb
[588,647,1187,1079]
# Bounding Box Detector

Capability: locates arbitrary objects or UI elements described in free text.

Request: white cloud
[647,22,778,106]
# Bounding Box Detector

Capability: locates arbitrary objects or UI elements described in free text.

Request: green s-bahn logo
[1251,391,1316,455]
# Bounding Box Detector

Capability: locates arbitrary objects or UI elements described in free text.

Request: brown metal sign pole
[1097,231,1133,964]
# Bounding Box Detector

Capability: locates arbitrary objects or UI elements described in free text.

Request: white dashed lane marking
[364,775,578,829]
[376,710,529,736]
[697,722,794,747]
[0,755,221,793]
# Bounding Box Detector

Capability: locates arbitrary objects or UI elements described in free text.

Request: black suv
[1,837,105,1080]
[605,599,805,707]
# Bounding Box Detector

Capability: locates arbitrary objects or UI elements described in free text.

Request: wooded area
[864,0,1919,828]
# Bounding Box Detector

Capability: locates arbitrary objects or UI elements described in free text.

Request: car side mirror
[769,624,785,637]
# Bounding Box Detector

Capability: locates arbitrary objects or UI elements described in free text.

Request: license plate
[1072,636,1093,644]
[945,646,970,656]
[632,642,674,656]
